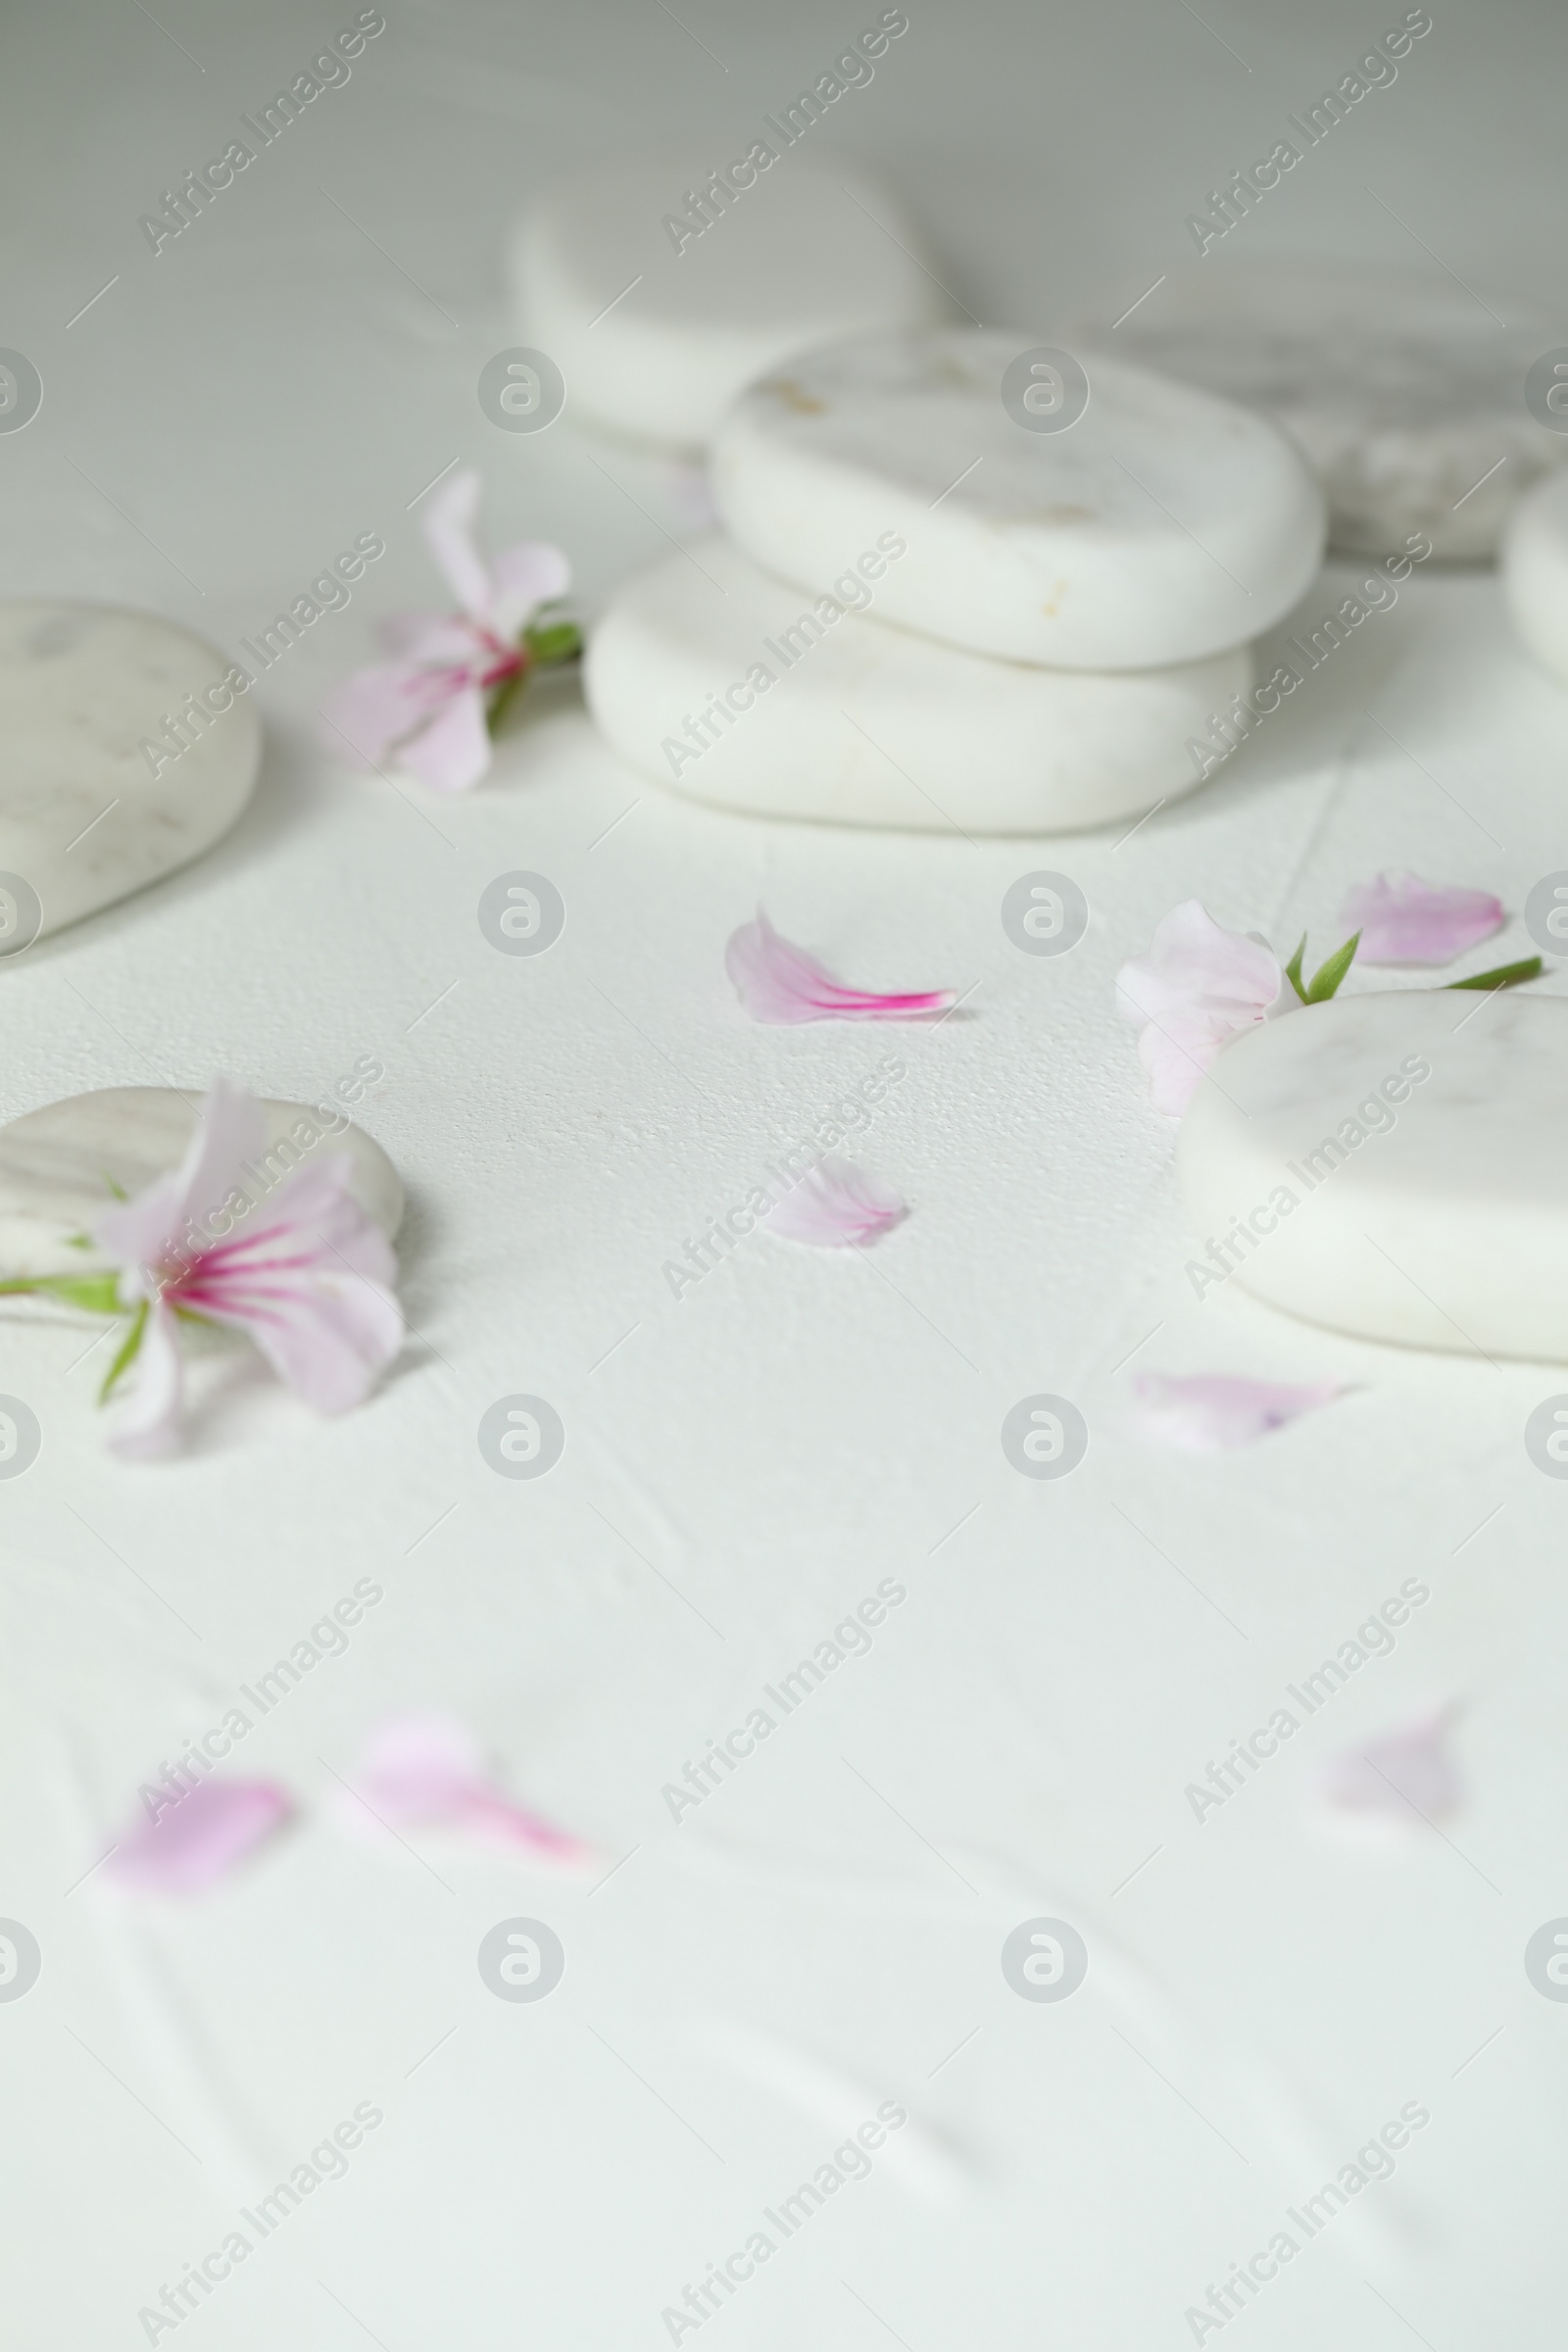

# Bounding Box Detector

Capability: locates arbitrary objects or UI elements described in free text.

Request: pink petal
[1337,872,1504,966]
[189,1156,403,1415]
[107,1777,292,1893]
[96,1078,266,1276]
[336,1713,591,1863]
[1311,1709,1462,1842]
[491,540,571,640]
[1131,1371,1343,1452]
[726,910,956,1024]
[319,662,443,768]
[397,684,492,793]
[422,467,493,622]
[764,1155,907,1247]
[1116,902,1283,1116]
[106,1301,185,1460]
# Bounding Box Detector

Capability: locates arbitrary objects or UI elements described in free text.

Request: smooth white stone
[1177,991,1568,1361]
[0,1088,403,1282]
[510,148,946,452]
[584,533,1251,831]
[1103,259,1567,561]
[1502,471,1568,684]
[710,326,1324,669]
[0,601,260,955]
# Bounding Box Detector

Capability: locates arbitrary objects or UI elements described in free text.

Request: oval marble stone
[510,149,946,452]
[1103,258,1567,562]
[710,326,1325,669]
[0,601,260,956]
[1176,990,1568,1361]
[584,533,1251,831]
[1503,470,1568,685]
[0,1088,403,1282]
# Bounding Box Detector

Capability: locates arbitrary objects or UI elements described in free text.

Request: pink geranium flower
[92,1081,403,1458]
[320,470,577,793]
[1115,902,1283,1116]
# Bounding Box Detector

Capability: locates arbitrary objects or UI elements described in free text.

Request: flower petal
[107,1777,293,1892]
[726,910,956,1024]
[105,1301,185,1459]
[95,1079,266,1279]
[397,684,493,793]
[1311,1709,1461,1841]
[335,1712,591,1862]
[1116,902,1283,1115]
[764,1156,907,1247]
[491,540,571,641]
[187,1156,403,1416]
[1337,872,1504,965]
[1130,1371,1343,1452]
[422,467,493,622]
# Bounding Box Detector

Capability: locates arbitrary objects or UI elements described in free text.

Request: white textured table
[4,4,1568,2348]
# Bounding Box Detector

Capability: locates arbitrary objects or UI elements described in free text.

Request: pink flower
[1336,872,1504,965]
[1115,902,1283,1116]
[333,1713,593,1866]
[94,1081,403,1459]
[320,469,573,793]
[764,1156,907,1247]
[1130,1371,1343,1452]
[727,910,956,1023]
[107,1778,293,1893]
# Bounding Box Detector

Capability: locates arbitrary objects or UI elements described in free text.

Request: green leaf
[522,619,582,668]
[1303,930,1361,1004]
[65,1231,94,1251]
[1446,955,1544,993]
[36,1271,124,1314]
[1284,934,1308,1004]
[99,1300,149,1404]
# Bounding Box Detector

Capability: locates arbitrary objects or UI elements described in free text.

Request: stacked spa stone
[584,326,1327,832]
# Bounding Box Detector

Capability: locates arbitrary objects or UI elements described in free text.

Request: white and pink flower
[1115,901,1283,1117]
[320,469,577,793]
[92,1081,403,1458]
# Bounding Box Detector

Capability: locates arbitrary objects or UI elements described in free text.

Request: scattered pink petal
[764,1156,907,1247]
[1337,872,1504,965]
[95,1079,403,1457]
[335,1713,592,1865]
[1131,1372,1343,1452]
[1311,1709,1462,1842]
[107,1778,293,1893]
[726,910,955,1024]
[1116,901,1283,1116]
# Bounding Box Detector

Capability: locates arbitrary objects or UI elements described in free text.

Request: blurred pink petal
[1337,872,1504,965]
[764,1156,907,1247]
[95,1079,403,1454]
[397,683,492,793]
[1131,1372,1343,1452]
[492,540,571,639]
[1312,1709,1461,1842]
[108,1778,293,1893]
[423,467,492,620]
[337,1713,592,1863]
[727,910,955,1024]
[1116,901,1282,1116]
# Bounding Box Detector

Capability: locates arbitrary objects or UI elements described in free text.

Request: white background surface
[4,1,1568,2346]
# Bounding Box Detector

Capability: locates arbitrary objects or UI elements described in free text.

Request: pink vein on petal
[726,910,955,1025]
[333,1713,593,1864]
[763,1156,907,1247]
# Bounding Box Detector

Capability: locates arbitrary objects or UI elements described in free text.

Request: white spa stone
[0,1088,403,1282]
[583,532,1251,831]
[0,600,260,956]
[1176,990,1568,1362]
[710,326,1324,669]
[1103,258,1567,562]
[509,148,946,452]
[1502,470,1568,685]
